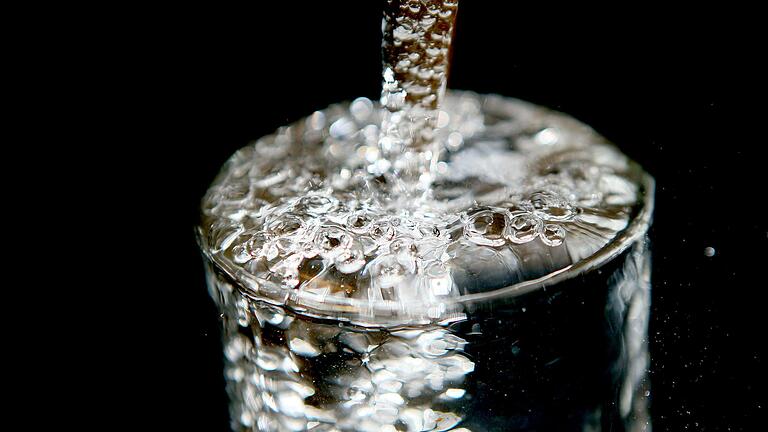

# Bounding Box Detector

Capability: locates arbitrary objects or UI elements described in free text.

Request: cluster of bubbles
[210,268,474,431]
[200,92,644,324]
[463,191,578,248]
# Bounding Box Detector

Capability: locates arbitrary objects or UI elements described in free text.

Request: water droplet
[252,303,288,327]
[349,97,374,122]
[243,232,267,257]
[346,212,374,233]
[436,110,450,128]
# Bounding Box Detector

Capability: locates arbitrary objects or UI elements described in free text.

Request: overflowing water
[198,1,653,430]
[200,92,649,326]
[199,92,653,430]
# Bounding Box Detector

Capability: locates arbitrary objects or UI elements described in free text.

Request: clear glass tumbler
[197,92,654,432]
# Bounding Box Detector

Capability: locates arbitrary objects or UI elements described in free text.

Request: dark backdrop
[116,3,764,431]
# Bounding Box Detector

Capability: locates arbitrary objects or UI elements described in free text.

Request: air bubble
[442,388,466,399]
[446,131,463,151]
[263,241,280,261]
[275,392,306,418]
[266,213,303,237]
[269,253,302,288]
[424,262,452,296]
[421,17,436,27]
[347,386,368,402]
[506,213,543,244]
[329,116,358,139]
[389,237,418,257]
[424,409,461,431]
[334,248,366,274]
[464,210,508,247]
[393,25,417,42]
[541,224,566,247]
[425,47,441,58]
[256,351,280,371]
[289,337,320,357]
[307,111,325,131]
[370,255,412,289]
[294,195,337,216]
[528,191,576,221]
[406,0,421,13]
[534,127,559,145]
[377,392,405,406]
[370,222,396,242]
[231,243,252,264]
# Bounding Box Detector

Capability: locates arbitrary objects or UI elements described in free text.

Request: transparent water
[198,92,654,431]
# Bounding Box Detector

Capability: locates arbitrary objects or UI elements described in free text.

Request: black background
[97,3,765,431]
